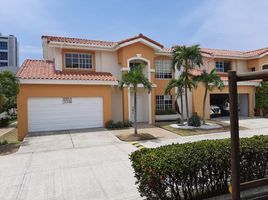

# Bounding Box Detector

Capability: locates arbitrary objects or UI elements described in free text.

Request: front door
[131,94,144,122]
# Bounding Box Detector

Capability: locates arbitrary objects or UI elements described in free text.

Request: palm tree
[172,45,203,125]
[120,64,152,135]
[194,69,224,124]
[164,75,185,125]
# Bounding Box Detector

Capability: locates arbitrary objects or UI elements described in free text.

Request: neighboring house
[0,33,19,74]
[16,34,267,140]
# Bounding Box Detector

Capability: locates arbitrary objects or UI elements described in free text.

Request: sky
[1,0,268,65]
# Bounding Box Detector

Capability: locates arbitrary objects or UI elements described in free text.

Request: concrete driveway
[0,129,141,200]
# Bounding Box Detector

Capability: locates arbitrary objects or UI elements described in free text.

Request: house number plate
[63,97,72,104]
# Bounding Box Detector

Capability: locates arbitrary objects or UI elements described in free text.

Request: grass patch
[0,128,20,155]
[156,120,247,136]
[116,133,156,142]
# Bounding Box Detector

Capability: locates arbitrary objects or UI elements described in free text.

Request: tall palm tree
[120,64,152,135]
[172,45,203,125]
[194,69,224,124]
[164,75,185,124]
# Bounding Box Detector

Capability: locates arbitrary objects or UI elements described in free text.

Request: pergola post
[228,71,240,200]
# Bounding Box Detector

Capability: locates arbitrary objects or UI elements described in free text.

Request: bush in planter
[189,113,201,127]
[155,110,177,115]
[106,120,133,129]
[130,136,268,200]
[123,120,133,127]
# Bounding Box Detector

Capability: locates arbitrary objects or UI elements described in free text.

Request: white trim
[223,80,260,87]
[128,88,131,120]
[19,79,118,85]
[149,92,152,124]
[149,69,155,73]
[48,42,116,51]
[121,67,129,72]
[122,83,157,88]
[116,38,162,50]
[127,56,151,81]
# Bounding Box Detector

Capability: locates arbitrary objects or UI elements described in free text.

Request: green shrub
[116,121,124,129]
[155,109,176,115]
[0,139,8,146]
[106,120,133,129]
[189,114,201,127]
[0,117,9,127]
[123,120,133,127]
[130,136,268,200]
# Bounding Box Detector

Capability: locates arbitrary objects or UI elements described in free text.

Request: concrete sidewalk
[138,127,268,148]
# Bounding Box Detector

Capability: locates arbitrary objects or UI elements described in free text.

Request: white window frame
[156,95,173,111]
[0,41,8,51]
[155,59,172,79]
[215,61,231,72]
[64,52,93,69]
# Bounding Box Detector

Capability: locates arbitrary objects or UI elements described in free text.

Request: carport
[210,93,249,117]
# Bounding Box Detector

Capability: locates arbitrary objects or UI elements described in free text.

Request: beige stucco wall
[192,83,255,119]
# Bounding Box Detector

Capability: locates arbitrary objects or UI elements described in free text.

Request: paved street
[0,129,141,200]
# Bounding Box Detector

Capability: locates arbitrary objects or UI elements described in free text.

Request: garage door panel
[28,97,103,132]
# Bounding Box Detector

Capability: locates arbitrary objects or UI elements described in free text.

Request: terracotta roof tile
[118,33,164,48]
[17,59,117,82]
[42,35,117,48]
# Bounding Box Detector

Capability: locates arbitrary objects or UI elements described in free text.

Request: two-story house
[16,34,267,140]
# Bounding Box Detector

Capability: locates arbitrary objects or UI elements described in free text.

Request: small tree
[120,65,152,135]
[173,45,203,125]
[194,69,224,124]
[256,81,268,117]
[0,71,19,112]
[165,75,185,124]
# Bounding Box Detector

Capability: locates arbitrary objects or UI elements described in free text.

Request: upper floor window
[0,52,8,60]
[0,62,8,67]
[155,59,172,79]
[64,52,93,69]
[215,61,231,72]
[0,42,8,50]
[251,67,255,72]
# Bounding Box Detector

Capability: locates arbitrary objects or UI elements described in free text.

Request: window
[263,65,268,70]
[0,42,7,50]
[0,52,8,60]
[251,68,255,72]
[156,95,173,111]
[64,53,93,69]
[0,62,8,67]
[215,61,231,72]
[155,60,172,79]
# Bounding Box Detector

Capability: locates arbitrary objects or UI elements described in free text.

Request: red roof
[118,33,164,48]
[42,33,164,49]
[17,59,117,81]
[42,35,117,48]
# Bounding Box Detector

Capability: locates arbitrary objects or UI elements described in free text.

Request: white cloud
[181,0,268,50]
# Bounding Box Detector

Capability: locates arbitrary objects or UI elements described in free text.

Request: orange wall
[17,84,112,140]
[247,55,268,71]
[117,42,155,69]
[192,83,255,119]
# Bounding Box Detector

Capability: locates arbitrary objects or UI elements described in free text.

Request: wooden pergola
[228,70,268,200]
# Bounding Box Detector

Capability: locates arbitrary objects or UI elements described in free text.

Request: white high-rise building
[0,33,19,73]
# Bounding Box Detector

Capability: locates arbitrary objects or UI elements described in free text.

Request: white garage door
[28,97,103,132]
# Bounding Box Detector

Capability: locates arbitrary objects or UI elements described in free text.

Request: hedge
[130,135,268,200]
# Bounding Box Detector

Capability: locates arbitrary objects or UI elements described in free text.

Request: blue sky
[1,0,268,65]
